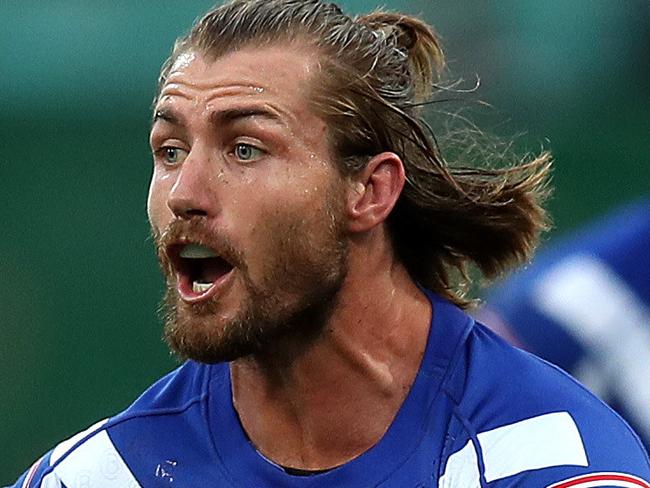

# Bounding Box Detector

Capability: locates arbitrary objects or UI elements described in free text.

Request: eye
[233,143,264,162]
[155,146,188,166]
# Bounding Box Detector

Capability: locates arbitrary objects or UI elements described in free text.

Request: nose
[167,152,213,219]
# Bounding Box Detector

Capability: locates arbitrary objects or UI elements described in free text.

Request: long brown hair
[155,0,552,307]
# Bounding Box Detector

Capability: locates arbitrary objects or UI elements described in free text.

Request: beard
[154,190,349,364]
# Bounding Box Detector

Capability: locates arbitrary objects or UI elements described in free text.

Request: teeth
[180,243,218,259]
[193,281,214,294]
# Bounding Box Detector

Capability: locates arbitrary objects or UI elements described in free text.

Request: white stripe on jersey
[37,472,60,488]
[51,418,109,464]
[533,255,650,441]
[479,411,587,482]
[438,438,480,487]
[439,412,587,486]
[51,430,140,487]
[29,418,141,487]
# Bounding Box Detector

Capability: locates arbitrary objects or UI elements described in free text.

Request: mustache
[153,218,245,275]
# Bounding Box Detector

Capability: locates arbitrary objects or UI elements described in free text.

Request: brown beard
[153,189,349,364]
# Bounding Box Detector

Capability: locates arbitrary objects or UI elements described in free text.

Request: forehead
[155,44,320,120]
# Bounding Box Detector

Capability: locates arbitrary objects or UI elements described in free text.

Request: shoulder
[439,322,650,486]
[10,361,213,488]
[117,359,211,417]
[8,419,139,488]
[479,202,650,449]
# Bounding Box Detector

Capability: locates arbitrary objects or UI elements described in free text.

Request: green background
[2,1,648,481]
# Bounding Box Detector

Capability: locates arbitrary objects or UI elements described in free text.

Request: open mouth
[167,242,235,301]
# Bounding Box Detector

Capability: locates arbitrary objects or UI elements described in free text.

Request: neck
[230,245,431,471]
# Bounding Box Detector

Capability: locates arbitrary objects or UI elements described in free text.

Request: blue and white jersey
[480,199,650,452]
[10,291,650,487]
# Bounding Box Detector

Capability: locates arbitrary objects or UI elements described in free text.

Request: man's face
[148,45,349,363]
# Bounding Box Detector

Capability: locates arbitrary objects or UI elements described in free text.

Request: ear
[347,152,405,233]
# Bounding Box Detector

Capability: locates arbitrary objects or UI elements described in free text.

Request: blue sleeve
[441,325,650,488]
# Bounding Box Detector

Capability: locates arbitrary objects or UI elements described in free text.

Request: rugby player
[11,2,650,486]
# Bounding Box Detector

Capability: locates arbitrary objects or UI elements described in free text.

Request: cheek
[251,188,334,249]
[147,169,174,231]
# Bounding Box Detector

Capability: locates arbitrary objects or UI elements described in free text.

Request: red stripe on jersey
[548,472,650,488]
[21,456,44,488]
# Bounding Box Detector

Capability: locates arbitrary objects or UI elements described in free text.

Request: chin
[162,298,255,363]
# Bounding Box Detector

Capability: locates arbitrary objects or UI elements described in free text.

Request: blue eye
[234,143,263,162]
[156,147,188,166]
[164,148,179,163]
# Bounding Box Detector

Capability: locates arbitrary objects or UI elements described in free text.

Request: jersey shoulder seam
[37,392,206,482]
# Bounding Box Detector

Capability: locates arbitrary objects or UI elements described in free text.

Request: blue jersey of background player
[478,198,650,451]
[8,0,650,486]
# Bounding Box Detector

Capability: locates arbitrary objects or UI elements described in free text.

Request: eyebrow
[151,107,285,129]
[212,107,284,126]
[152,108,180,127]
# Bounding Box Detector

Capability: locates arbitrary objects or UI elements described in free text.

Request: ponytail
[351,10,552,307]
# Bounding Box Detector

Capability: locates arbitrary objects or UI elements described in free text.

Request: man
[11,1,650,486]
[477,198,650,452]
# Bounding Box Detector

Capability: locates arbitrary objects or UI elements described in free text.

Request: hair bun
[356,11,445,102]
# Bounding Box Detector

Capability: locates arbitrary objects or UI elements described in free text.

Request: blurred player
[478,198,650,451]
[10,1,650,486]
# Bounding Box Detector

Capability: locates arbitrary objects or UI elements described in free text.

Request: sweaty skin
[148,44,432,470]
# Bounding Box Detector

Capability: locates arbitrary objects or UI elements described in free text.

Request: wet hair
[155,0,552,307]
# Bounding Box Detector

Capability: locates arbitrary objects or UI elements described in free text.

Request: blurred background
[2,0,648,481]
